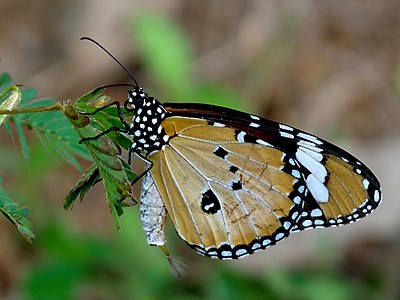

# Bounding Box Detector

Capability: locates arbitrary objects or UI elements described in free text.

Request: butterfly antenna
[80,36,139,87]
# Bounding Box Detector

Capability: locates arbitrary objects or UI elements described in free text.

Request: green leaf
[65,90,137,228]
[64,164,100,210]
[0,178,35,242]
[121,159,137,182]
[14,98,91,169]
[14,118,30,160]
[3,120,15,143]
[20,87,37,106]
[0,85,22,125]
[0,73,91,168]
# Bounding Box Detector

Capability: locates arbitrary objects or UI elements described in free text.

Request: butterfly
[80,37,382,265]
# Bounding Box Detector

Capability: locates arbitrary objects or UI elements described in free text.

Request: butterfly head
[125,86,148,111]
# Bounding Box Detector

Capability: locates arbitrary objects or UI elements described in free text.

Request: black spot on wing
[229,166,239,174]
[213,146,228,159]
[201,189,221,214]
[231,180,242,190]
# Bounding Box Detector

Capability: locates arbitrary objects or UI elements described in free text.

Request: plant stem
[0,103,63,115]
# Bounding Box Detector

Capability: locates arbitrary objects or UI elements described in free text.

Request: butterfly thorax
[126,88,169,155]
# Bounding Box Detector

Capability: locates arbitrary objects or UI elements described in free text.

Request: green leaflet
[0,73,90,168]
[0,177,35,242]
[64,164,101,210]
[16,98,90,168]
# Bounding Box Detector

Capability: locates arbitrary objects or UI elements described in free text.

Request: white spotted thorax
[126,87,169,155]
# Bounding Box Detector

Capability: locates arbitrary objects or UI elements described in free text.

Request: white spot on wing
[298,140,323,153]
[292,170,301,178]
[250,122,260,128]
[295,149,327,182]
[250,115,260,120]
[293,196,302,204]
[362,178,370,190]
[298,146,323,161]
[306,174,329,203]
[280,131,295,139]
[298,132,323,144]
[279,124,294,131]
[311,208,323,217]
[256,139,273,147]
[374,190,380,202]
[236,249,247,256]
[275,233,285,241]
[262,239,271,246]
[283,221,291,230]
[237,131,246,143]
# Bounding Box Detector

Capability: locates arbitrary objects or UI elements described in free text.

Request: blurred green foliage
[0,9,389,300]
[131,10,245,111]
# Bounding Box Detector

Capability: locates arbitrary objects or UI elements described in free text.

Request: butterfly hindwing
[147,117,306,259]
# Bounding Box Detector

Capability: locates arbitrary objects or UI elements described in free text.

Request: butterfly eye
[125,88,147,111]
[124,96,135,111]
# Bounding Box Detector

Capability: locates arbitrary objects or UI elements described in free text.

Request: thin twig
[0,103,63,115]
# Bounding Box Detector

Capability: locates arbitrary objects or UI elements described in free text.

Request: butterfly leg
[129,151,154,185]
[81,100,130,128]
[79,100,130,143]
[79,126,128,143]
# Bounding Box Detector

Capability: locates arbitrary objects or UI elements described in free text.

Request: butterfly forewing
[161,103,381,237]
[130,99,381,260]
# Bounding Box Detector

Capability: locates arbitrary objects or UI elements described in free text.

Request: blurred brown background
[1,1,400,299]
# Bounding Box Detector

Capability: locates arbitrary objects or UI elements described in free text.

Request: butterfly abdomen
[140,171,167,247]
